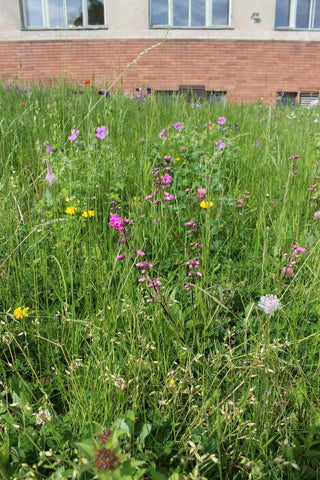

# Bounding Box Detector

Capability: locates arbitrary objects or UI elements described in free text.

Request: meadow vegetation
[0,82,319,479]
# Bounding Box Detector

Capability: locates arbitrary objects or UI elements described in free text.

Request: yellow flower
[200,201,213,209]
[82,210,95,218]
[14,306,29,319]
[169,379,175,387]
[65,206,78,215]
[175,157,180,161]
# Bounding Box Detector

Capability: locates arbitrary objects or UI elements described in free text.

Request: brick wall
[0,39,320,104]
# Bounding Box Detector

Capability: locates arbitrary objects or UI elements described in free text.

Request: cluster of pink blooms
[145,156,175,203]
[109,210,131,245]
[184,208,203,291]
[235,189,250,216]
[282,243,307,277]
[137,261,163,302]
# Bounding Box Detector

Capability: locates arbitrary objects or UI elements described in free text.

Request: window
[299,92,319,106]
[20,0,106,28]
[150,0,231,27]
[276,91,297,106]
[275,0,320,29]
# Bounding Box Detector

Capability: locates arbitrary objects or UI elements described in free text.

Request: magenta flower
[164,192,174,202]
[109,213,124,231]
[116,254,126,261]
[145,195,153,200]
[46,144,52,153]
[160,173,172,185]
[68,129,80,142]
[217,117,226,125]
[172,122,185,130]
[96,125,109,140]
[158,128,168,139]
[215,139,225,150]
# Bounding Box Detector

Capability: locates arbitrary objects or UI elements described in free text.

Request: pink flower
[215,139,225,150]
[185,284,192,291]
[314,211,320,220]
[134,249,145,256]
[164,192,174,201]
[145,195,153,200]
[217,116,226,125]
[68,129,80,142]
[45,160,56,185]
[109,213,124,231]
[160,174,172,185]
[116,254,125,261]
[283,266,294,277]
[197,188,206,201]
[96,125,109,140]
[158,128,168,139]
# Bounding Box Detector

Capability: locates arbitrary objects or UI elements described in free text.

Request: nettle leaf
[138,423,152,448]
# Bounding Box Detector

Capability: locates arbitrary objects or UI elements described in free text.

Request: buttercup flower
[258,294,281,315]
[65,206,78,215]
[200,201,213,209]
[14,306,29,319]
[82,210,95,218]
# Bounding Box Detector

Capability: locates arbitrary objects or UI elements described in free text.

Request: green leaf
[138,423,152,448]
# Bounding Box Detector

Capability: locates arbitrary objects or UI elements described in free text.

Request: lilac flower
[217,117,226,125]
[46,144,52,153]
[45,160,57,185]
[172,122,185,131]
[95,125,109,140]
[215,139,225,150]
[68,129,80,142]
[158,128,168,139]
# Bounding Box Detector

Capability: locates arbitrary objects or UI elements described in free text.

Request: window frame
[275,0,320,30]
[20,0,108,30]
[149,0,233,29]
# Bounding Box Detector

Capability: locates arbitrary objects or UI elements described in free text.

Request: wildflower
[46,144,52,153]
[134,248,145,256]
[84,79,91,84]
[180,147,186,153]
[215,139,225,150]
[35,408,52,425]
[136,261,153,269]
[116,254,125,261]
[68,129,80,142]
[21,102,25,106]
[158,128,168,139]
[164,192,174,201]
[163,155,172,163]
[45,160,57,185]
[282,266,294,277]
[314,211,320,219]
[82,210,95,218]
[109,213,124,231]
[95,125,109,140]
[173,122,185,130]
[65,206,78,215]
[175,157,180,161]
[200,201,213,209]
[254,139,259,147]
[98,89,105,95]
[145,194,153,200]
[146,86,152,94]
[95,448,119,471]
[113,377,126,389]
[185,284,192,291]
[14,306,29,319]
[169,379,175,386]
[135,86,141,92]
[98,429,112,444]
[258,295,281,315]
[160,173,172,185]
[217,116,226,125]
[197,188,206,201]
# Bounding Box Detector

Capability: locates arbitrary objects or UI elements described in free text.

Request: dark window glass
[212,0,229,25]
[88,0,105,25]
[276,92,297,106]
[24,0,43,27]
[151,0,168,25]
[296,0,310,27]
[191,0,206,26]
[173,0,189,26]
[275,0,291,27]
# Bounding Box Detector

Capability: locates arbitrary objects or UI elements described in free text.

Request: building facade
[1,0,320,104]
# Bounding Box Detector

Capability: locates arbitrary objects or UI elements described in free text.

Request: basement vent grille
[299,93,319,107]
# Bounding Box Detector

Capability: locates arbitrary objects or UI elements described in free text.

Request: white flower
[35,408,52,425]
[258,295,281,315]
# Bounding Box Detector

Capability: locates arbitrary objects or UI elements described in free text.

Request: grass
[0,81,319,480]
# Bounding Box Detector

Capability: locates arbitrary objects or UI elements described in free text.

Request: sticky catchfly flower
[258,295,281,315]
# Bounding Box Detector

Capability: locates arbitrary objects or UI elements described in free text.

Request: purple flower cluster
[145,157,175,204]
[282,243,307,277]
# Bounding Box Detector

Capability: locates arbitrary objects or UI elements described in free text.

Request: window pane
[275,0,290,27]
[151,0,168,25]
[23,0,43,27]
[48,0,66,28]
[173,0,189,26]
[296,0,310,28]
[314,0,320,27]
[88,0,105,25]
[67,0,82,27]
[191,0,206,26]
[212,0,229,25]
